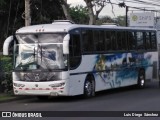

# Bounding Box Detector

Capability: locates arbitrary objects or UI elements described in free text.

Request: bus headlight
[13,83,25,87]
[49,82,65,88]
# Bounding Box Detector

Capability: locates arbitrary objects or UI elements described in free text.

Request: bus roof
[16,23,156,34]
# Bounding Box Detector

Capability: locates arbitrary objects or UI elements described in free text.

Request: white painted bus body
[3,22,159,96]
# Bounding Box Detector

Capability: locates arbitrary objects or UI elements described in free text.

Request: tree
[84,0,113,25]
[84,0,95,24]
[115,16,126,26]
[97,15,126,26]
[96,16,114,25]
[69,5,89,24]
[0,0,24,49]
[59,0,72,21]
[59,0,114,25]
[31,0,65,24]
[0,0,6,7]
[0,0,65,50]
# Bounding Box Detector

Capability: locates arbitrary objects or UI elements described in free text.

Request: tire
[37,96,49,100]
[84,77,95,98]
[137,70,145,89]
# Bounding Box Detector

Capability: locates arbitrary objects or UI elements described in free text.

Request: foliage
[69,5,89,24]
[0,0,6,7]
[31,0,65,24]
[95,15,126,26]
[0,55,13,93]
[96,16,114,25]
[115,16,126,26]
[83,0,112,24]
[0,94,16,101]
[92,0,108,19]
[0,0,65,51]
[59,0,72,21]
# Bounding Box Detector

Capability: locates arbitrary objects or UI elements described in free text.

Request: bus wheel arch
[83,74,95,98]
[137,68,146,89]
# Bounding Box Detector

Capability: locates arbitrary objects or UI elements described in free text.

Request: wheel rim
[85,81,92,96]
[140,79,144,86]
[140,74,145,87]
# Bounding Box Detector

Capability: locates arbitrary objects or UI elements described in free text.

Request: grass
[0,93,16,102]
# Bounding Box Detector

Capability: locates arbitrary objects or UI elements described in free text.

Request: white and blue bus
[3,20,158,99]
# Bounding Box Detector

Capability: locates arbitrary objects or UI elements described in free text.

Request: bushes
[0,55,13,93]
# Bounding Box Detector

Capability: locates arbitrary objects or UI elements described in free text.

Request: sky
[67,0,160,18]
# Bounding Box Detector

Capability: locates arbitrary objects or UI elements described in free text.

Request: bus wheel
[37,96,49,100]
[137,70,145,89]
[84,77,95,98]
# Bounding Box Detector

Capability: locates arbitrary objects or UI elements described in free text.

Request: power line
[121,0,160,4]
[108,1,160,13]
[134,0,160,6]
[121,0,160,7]
[140,0,160,3]
[148,0,159,3]
[117,0,160,14]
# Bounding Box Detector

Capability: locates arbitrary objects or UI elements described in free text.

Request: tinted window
[111,31,117,50]
[99,31,105,51]
[93,30,99,51]
[93,30,105,51]
[128,31,136,50]
[117,31,127,50]
[145,32,151,49]
[137,32,144,50]
[105,31,111,51]
[82,30,93,52]
[69,32,81,69]
[151,32,157,49]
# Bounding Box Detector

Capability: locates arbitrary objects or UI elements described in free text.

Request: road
[0,81,160,120]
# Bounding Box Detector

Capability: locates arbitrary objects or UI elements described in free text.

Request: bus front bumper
[13,80,69,96]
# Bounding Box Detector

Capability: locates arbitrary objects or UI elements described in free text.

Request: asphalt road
[0,80,160,120]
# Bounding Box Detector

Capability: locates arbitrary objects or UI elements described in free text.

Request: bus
[3,20,158,99]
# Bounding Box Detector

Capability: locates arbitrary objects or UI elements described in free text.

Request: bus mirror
[3,36,13,55]
[63,34,70,54]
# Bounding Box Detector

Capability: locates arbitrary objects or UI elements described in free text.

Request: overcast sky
[67,0,160,18]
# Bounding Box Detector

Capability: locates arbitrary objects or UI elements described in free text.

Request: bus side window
[151,32,157,49]
[105,31,111,51]
[82,30,93,52]
[137,32,144,50]
[117,31,126,50]
[111,31,117,50]
[69,34,81,69]
[117,31,122,50]
[99,30,105,51]
[93,30,99,51]
[128,31,136,50]
[145,32,151,50]
[93,30,105,52]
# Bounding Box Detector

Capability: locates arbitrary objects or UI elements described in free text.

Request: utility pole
[118,2,128,26]
[25,0,31,26]
[126,6,128,27]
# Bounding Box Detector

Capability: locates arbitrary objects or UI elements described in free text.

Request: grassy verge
[0,94,16,102]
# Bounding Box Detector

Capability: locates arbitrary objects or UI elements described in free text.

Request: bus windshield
[14,34,68,71]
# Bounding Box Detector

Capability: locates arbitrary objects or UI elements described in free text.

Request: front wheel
[84,79,95,98]
[137,70,145,89]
